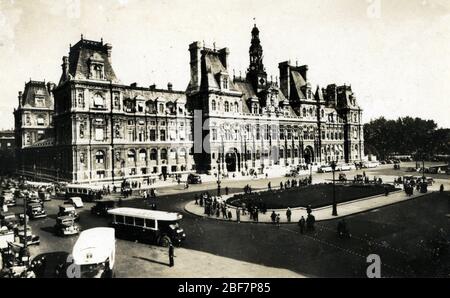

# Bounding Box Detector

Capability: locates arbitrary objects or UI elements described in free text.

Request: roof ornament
[213,42,216,51]
[81,34,84,40]
[253,17,256,27]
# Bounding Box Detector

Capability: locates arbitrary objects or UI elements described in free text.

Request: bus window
[145,219,155,229]
[115,215,124,223]
[125,216,134,225]
[135,218,144,227]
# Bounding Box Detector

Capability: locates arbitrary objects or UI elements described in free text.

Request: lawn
[227,183,400,209]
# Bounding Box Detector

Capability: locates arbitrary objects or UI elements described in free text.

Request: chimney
[130,82,138,88]
[188,41,202,93]
[18,91,23,108]
[47,82,56,93]
[105,43,113,59]
[278,61,291,100]
[299,65,309,82]
[218,47,230,70]
[62,56,69,80]
[149,84,156,90]
[167,82,173,91]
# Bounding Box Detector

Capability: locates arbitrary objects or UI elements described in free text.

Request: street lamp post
[331,160,338,216]
[217,158,221,196]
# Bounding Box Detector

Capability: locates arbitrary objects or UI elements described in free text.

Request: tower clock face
[259,78,265,85]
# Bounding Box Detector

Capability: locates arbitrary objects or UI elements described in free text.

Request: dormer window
[252,103,259,114]
[223,78,228,89]
[35,97,45,107]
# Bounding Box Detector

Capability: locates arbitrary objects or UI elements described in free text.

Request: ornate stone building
[14,25,364,184]
[188,25,364,174]
[14,80,55,177]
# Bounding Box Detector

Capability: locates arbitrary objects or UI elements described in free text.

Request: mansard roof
[20,80,54,109]
[61,37,119,84]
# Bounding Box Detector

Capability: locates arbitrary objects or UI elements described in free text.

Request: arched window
[150,149,157,160]
[127,150,136,163]
[234,102,239,112]
[179,148,186,158]
[95,151,105,164]
[302,108,307,117]
[78,93,85,108]
[160,149,168,160]
[93,65,103,79]
[224,101,230,112]
[139,149,147,162]
[211,100,216,111]
[321,109,324,118]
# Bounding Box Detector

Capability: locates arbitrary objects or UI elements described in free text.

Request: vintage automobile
[72,228,115,278]
[426,177,434,186]
[68,197,84,208]
[54,216,80,237]
[1,190,16,207]
[338,173,347,182]
[187,174,202,184]
[58,205,80,222]
[0,212,19,230]
[38,191,52,202]
[16,225,40,246]
[91,200,116,217]
[108,207,186,246]
[318,165,333,173]
[26,202,47,220]
[0,226,15,251]
[339,164,352,171]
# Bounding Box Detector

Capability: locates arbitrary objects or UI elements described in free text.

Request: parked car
[1,190,16,207]
[187,174,202,184]
[26,202,47,220]
[339,164,352,171]
[426,177,434,186]
[108,208,186,246]
[91,200,116,217]
[16,225,40,246]
[0,212,18,230]
[58,205,80,222]
[54,216,80,237]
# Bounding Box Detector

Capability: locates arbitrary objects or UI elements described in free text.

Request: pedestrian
[227,209,232,220]
[276,214,281,227]
[216,207,220,217]
[298,216,306,234]
[268,182,272,190]
[271,211,276,224]
[440,184,444,193]
[194,194,198,205]
[384,187,389,196]
[236,207,241,223]
[254,207,259,222]
[306,205,312,215]
[280,182,283,190]
[225,186,229,196]
[168,243,174,267]
[286,207,292,222]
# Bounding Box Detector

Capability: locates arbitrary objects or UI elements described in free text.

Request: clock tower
[247,24,267,93]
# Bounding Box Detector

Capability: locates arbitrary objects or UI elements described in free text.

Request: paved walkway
[184,185,438,223]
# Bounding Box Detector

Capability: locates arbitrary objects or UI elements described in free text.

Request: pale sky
[0,0,449,129]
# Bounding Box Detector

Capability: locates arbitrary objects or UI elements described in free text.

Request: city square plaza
[2,162,449,277]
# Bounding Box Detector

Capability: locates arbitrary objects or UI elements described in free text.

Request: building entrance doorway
[304,146,314,164]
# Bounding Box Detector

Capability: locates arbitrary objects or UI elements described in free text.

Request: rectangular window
[114,215,124,224]
[145,219,155,229]
[160,130,166,141]
[135,217,144,227]
[124,216,134,225]
[149,129,156,141]
[37,117,45,126]
[95,128,104,141]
